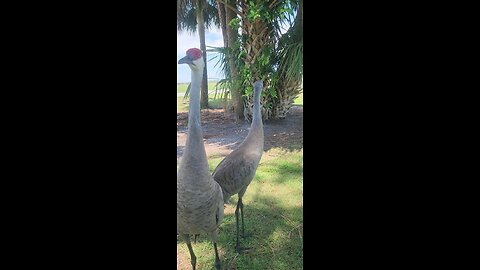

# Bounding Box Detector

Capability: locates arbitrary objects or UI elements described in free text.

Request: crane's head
[253,80,263,93]
[178,48,204,71]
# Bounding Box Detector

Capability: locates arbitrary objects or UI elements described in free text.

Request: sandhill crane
[213,80,264,253]
[177,48,224,270]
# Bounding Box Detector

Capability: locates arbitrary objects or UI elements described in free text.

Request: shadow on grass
[181,197,303,270]
[217,193,303,270]
[255,162,303,185]
[178,157,303,269]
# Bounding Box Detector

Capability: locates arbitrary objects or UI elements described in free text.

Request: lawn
[177,82,219,94]
[293,92,303,106]
[177,82,225,112]
[177,83,303,112]
[177,95,224,112]
[177,148,303,270]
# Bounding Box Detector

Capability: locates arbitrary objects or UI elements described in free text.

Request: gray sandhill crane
[177,48,224,270]
[213,80,264,253]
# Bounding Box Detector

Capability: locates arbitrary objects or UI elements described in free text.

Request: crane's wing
[212,149,242,179]
[212,155,228,176]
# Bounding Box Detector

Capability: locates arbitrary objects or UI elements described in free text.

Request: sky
[177,28,224,83]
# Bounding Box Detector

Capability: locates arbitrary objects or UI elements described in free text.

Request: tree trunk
[216,1,228,47]
[197,8,209,109]
[217,0,231,117]
[296,0,303,38]
[242,16,271,121]
[225,0,243,121]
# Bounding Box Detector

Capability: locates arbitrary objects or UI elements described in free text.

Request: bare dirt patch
[177,106,303,164]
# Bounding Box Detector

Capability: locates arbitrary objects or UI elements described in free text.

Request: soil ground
[177,106,303,164]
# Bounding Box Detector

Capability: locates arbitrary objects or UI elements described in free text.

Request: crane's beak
[178,55,194,65]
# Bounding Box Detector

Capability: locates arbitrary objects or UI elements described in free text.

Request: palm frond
[183,83,192,99]
[177,0,219,33]
[278,41,303,85]
[207,46,230,78]
[206,46,230,101]
[204,0,220,29]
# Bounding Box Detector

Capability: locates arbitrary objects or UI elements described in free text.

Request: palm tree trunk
[216,1,228,47]
[197,8,209,109]
[225,0,243,121]
[242,13,271,120]
[297,0,303,37]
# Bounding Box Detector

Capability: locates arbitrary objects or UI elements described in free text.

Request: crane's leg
[235,197,252,254]
[235,198,241,253]
[239,197,246,238]
[210,230,222,270]
[194,234,200,244]
[182,234,196,270]
[238,190,251,238]
[213,242,221,269]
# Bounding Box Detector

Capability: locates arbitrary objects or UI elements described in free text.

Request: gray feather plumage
[213,80,264,204]
[177,52,224,270]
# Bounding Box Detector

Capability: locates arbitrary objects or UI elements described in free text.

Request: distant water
[177,78,221,85]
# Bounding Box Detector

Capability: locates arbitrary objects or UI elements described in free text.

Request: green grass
[177,82,303,112]
[177,82,225,112]
[177,97,189,112]
[293,92,303,106]
[177,148,303,270]
[177,95,225,112]
[177,82,219,94]
[177,83,189,94]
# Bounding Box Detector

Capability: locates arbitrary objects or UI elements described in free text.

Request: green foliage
[207,46,234,102]
[210,0,302,119]
[228,17,241,28]
[278,42,303,86]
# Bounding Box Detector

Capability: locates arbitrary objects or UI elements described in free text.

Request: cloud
[177,32,198,57]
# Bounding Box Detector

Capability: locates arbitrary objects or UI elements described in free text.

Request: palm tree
[264,0,303,119]
[214,0,303,120]
[177,0,220,109]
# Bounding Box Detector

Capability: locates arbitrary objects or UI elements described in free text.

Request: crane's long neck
[188,68,203,130]
[244,88,264,149]
[180,65,210,179]
[252,89,262,130]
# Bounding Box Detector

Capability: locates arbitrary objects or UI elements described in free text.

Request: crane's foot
[215,260,221,270]
[241,232,252,238]
[190,256,197,270]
